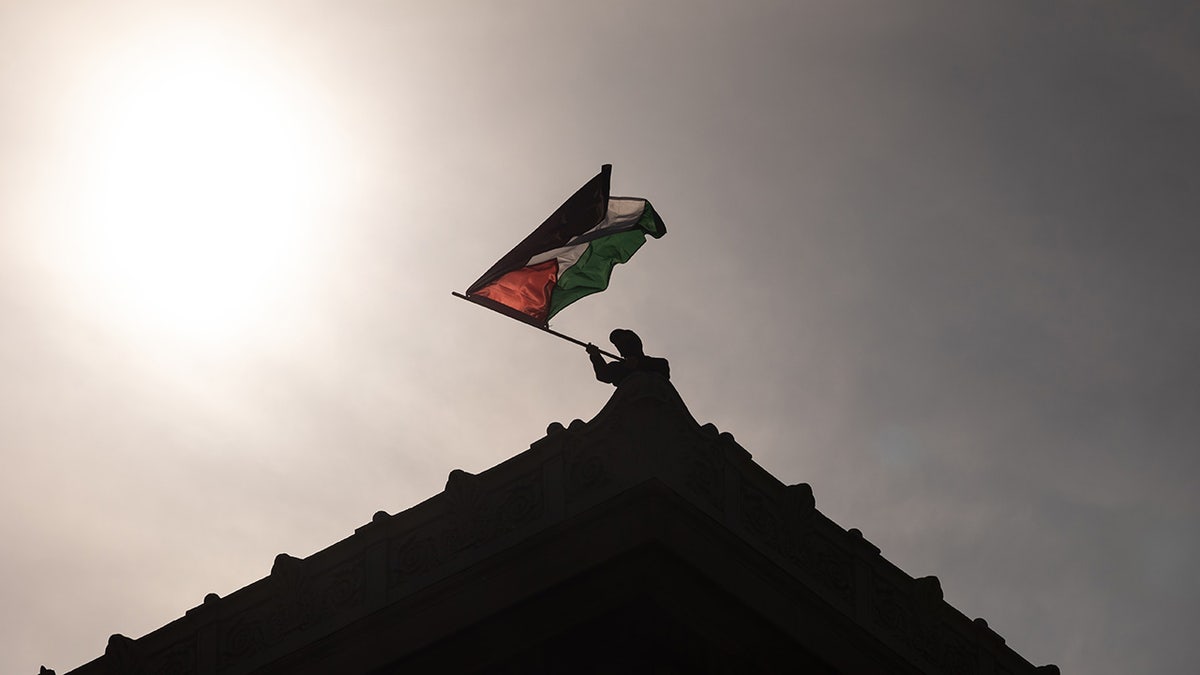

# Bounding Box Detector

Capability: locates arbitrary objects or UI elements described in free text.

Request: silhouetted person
[586,329,670,386]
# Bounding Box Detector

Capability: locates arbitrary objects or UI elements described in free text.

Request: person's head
[609,329,643,358]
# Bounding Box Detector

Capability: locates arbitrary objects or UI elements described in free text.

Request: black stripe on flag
[466,165,611,295]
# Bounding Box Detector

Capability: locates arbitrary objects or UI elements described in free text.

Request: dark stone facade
[62,374,1058,674]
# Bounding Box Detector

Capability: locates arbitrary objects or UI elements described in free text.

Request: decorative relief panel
[148,641,196,675]
[873,574,978,674]
[387,467,545,588]
[564,437,614,501]
[678,438,723,512]
[218,556,365,669]
[102,632,198,675]
[739,484,853,602]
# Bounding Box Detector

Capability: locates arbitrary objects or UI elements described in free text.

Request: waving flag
[465,165,666,327]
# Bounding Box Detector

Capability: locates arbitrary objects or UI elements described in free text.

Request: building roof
[62,373,1058,674]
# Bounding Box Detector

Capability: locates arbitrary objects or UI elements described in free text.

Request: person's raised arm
[586,343,615,383]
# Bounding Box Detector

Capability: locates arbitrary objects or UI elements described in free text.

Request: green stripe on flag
[547,228,650,319]
[638,201,664,237]
[544,199,665,321]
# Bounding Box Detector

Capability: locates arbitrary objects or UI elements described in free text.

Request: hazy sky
[2,2,1197,672]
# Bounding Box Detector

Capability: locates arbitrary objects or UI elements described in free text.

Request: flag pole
[452,292,624,360]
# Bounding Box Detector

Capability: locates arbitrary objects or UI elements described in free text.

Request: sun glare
[60,26,340,350]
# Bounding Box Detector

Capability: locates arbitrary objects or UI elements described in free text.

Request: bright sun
[60,25,339,349]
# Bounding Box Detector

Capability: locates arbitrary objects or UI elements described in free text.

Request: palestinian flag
[465,165,666,326]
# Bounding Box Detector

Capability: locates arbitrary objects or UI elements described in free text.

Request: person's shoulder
[643,355,670,378]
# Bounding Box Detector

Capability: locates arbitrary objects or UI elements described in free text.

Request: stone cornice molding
[62,373,1058,675]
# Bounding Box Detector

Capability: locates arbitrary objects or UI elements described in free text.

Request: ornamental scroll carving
[564,437,614,502]
[218,556,365,668]
[388,467,545,588]
[739,483,853,603]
